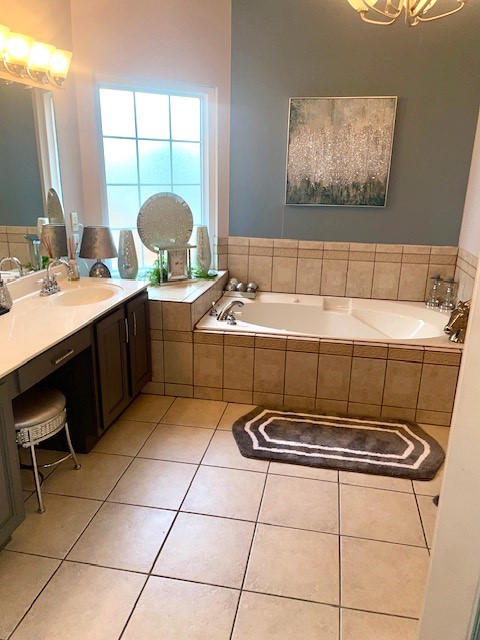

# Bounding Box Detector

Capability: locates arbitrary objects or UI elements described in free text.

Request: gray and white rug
[233,407,445,480]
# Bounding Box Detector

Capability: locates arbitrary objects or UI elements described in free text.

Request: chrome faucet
[0,256,24,278]
[39,258,73,296]
[217,300,244,322]
[444,300,471,343]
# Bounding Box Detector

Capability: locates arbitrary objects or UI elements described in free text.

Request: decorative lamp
[49,49,72,82]
[40,224,68,259]
[79,226,118,278]
[347,0,467,26]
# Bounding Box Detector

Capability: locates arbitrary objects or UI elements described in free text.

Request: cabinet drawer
[17,326,93,393]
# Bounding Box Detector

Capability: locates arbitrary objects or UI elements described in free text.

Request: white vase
[118,229,138,279]
[194,225,212,273]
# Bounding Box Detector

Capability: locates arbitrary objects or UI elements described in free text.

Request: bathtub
[196,292,451,345]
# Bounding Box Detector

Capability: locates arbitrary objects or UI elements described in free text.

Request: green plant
[147,256,168,285]
[191,267,218,280]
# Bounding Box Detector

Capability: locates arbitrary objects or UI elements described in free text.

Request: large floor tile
[269,461,338,483]
[232,591,339,640]
[107,458,197,509]
[417,494,438,547]
[122,576,239,640]
[0,550,60,639]
[121,394,174,422]
[67,502,175,572]
[42,452,132,500]
[217,403,256,430]
[259,475,338,533]
[93,419,156,456]
[339,471,413,493]
[153,512,255,588]
[10,562,145,640]
[413,466,444,497]
[341,536,429,618]
[340,484,425,546]
[138,424,214,463]
[341,608,418,640]
[420,423,450,451]
[182,466,265,521]
[19,449,67,492]
[7,493,101,558]
[202,430,269,472]
[244,524,339,604]
[161,397,227,428]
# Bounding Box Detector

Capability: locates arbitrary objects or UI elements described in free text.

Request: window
[98,84,209,268]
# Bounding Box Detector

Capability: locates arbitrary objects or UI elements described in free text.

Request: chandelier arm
[416,1,465,20]
[360,11,397,24]
[364,3,403,18]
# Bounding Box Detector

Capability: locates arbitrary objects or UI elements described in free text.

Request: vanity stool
[13,387,81,514]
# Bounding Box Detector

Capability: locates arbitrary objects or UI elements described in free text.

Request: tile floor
[0,395,447,640]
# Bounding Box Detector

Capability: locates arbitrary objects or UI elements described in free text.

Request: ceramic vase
[194,225,212,274]
[118,229,138,279]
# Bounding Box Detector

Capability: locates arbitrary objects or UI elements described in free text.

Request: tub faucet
[0,256,24,277]
[39,258,73,296]
[444,300,471,343]
[217,300,244,321]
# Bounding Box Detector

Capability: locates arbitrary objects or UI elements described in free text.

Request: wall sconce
[0,24,72,89]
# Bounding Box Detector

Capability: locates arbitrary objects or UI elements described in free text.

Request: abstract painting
[286,97,397,207]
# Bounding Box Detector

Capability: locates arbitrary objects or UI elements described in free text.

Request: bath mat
[233,407,445,480]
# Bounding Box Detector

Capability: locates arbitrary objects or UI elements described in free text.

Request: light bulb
[0,25,11,53]
[49,49,72,78]
[28,41,55,72]
[5,32,34,65]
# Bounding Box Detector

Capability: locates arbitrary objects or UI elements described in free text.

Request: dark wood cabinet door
[127,292,152,397]
[0,381,24,549]
[95,307,131,428]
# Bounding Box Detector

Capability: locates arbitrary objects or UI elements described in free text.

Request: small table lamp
[79,226,118,277]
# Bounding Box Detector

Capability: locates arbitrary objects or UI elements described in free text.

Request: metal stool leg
[29,445,45,514]
[64,422,81,470]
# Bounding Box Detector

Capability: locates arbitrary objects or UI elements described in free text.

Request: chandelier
[347,0,467,26]
[0,24,72,89]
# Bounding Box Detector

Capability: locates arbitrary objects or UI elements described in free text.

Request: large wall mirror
[0,82,64,227]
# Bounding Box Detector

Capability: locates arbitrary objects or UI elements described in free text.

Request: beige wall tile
[349,242,374,252]
[194,331,224,345]
[274,247,297,258]
[298,248,323,259]
[224,333,255,347]
[431,246,458,256]
[162,302,191,332]
[418,364,459,412]
[164,383,194,397]
[317,354,352,401]
[255,336,287,350]
[423,350,461,366]
[253,391,284,409]
[254,348,286,394]
[375,252,402,263]
[272,257,297,292]
[415,409,451,426]
[315,399,348,414]
[349,251,375,262]
[296,258,322,295]
[402,253,430,264]
[227,254,248,282]
[273,239,298,249]
[324,250,349,260]
[320,341,353,356]
[381,406,416,421]
[7,242,30,263]
[403,245,431,255]
[222,389,253,404]
[287,338,319,353]
[324,241,349,251]
[150,329,163,341]
[347,403,382,417]
[249,245,273,256]
[224,346,254,390]
[398,263,429,301]
[248,255,273,291]
[321,260,348,296]
[163,330,192,343]
[142,381,165,395]
[353,343,388,359]
[164,341,193,385]
[299,240,324,250]
[249,237,274,247]
[193,343,223,388]
[149,301,163,330]
[388,347,424,363]
[383,360,422,409]
[283,395,316,412]
[151,340,164,383]
[194,386,223,400]
[372,262,401,300]
[228,236,249,246]
[285,351,318,397]
[349,358,386,405]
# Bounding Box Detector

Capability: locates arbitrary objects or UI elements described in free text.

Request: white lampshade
[28,41,55,72]
[5,32,34,65]
[0,25,11,54]
[50,49,72,78]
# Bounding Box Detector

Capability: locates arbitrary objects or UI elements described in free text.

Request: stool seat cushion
[13,387,66,430]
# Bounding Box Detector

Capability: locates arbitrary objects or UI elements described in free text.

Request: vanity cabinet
[0,379,24,547]
[96,291,151,428]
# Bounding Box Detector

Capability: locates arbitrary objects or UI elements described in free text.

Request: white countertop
[0,275,148,379]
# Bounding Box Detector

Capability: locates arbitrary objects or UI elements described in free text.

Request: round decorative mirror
[137,192,194,251]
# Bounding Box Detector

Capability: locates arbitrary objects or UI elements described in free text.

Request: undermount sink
[52,284,124,306]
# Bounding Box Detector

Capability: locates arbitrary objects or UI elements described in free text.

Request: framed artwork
[285,96,397,207]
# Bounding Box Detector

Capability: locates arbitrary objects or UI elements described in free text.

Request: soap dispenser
[0,277,13,316]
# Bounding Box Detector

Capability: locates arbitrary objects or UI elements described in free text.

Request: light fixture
[79,226,118,278]
[347,0,467,26]
[0,24,72,88]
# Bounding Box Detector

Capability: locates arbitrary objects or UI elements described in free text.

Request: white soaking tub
[196,292,450,344]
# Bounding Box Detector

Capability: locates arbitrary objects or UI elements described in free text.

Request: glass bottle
[439,278,458,312]
[426,275,443,308]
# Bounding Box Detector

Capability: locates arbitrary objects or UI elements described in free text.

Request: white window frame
[94,74,218,257]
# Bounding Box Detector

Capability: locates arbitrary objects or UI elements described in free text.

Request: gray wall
[0,83,44,227]
[229,0,480,245]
